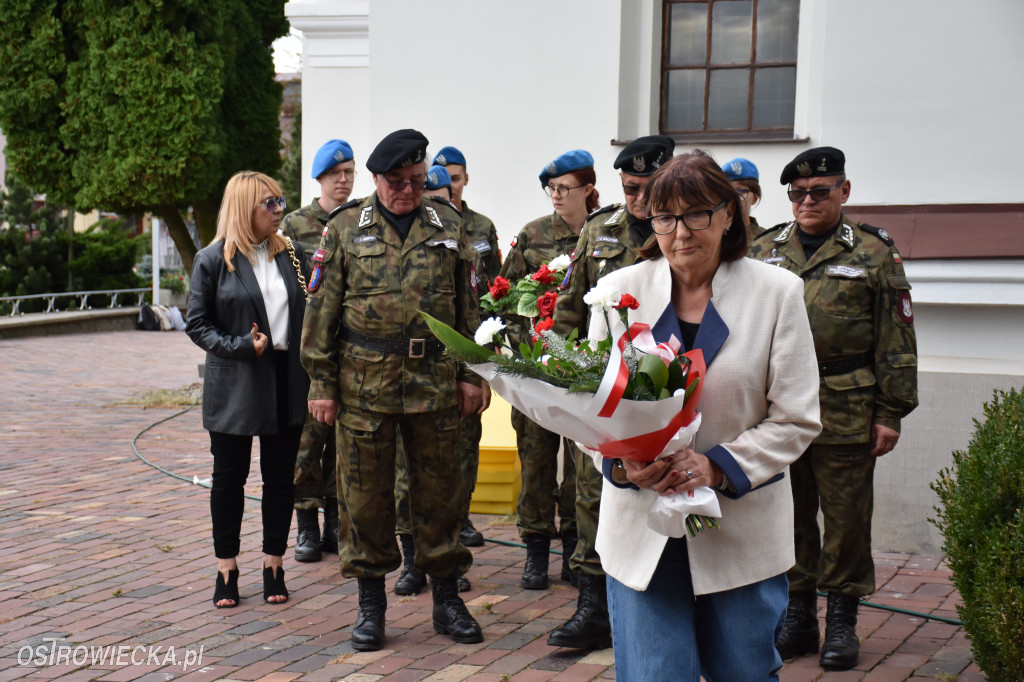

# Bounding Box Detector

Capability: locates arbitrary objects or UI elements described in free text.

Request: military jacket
[498,211,580,347]
[748,215,918,444]
[745,215,762,247]
[281,199,332,266]
[300,194,481,414]
[461,201,502,289]
[553,203,655,338]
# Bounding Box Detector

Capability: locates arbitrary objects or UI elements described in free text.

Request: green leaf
[517,294,539,318]
[418,312,498,364]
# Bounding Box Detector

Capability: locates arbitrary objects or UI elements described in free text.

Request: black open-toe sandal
[213,569,240,608]
[263,565,288,604]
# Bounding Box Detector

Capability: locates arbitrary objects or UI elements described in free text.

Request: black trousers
[209,351,302,559]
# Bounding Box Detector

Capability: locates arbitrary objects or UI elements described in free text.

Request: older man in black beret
[301,128,485,651]
[749,146,918,671]
[544,134,675,651]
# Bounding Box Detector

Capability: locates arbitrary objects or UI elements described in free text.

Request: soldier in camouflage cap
[301,128,485,651]
[749,146,918,671]
[548,134,673,651]
[282,138,357,564]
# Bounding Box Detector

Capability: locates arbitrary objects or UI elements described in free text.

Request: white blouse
[251,241,290,351]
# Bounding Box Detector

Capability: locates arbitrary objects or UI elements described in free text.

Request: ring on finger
[686,470,693,480]
[650,484,656,491]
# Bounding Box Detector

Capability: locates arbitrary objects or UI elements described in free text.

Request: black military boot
[820,593,860,670]
[559,531,579,588]
[459,516,484,547]
[294,508,322,563]
[351,577,387,651]
[431,576,483,643]
[775,591,820,660]
[521,535,551,590]
[546,574,612,650]
[394,534,427,595]
[320,498,339,554]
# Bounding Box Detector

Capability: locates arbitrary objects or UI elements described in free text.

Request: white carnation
[583,281,622,309]
[474,317,506,345]
[548,254,572,271]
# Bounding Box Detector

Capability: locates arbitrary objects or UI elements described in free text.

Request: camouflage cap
[613,136,675,176]
[780,146,846,185]
[366,129,429,174]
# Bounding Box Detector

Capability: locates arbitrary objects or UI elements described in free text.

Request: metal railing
[0,288,152,316]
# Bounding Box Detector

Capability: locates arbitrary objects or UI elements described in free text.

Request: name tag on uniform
[827,265,867,278]
[761,256,785,264]
[596,236,619,244]
[353,234,378,244]
[428,238,460,250]
[473,240,492,253]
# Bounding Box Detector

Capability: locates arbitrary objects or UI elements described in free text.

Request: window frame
[659,0,801,143]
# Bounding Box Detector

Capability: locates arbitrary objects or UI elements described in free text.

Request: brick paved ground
[0,330,983,681]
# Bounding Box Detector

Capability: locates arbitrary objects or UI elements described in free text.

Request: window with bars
[660,0,800,140]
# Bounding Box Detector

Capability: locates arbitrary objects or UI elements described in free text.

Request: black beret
[366,129,429,174]
[780,146,846,185]
[614,135,676,176]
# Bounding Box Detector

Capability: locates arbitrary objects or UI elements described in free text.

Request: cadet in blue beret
[721,157,763,242]
[282,138,358,565]
[538,149,596,191]
[424,164,452,197]
[432,146,466,168]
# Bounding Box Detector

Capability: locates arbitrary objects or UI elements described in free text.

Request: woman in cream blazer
[584,152,821,681]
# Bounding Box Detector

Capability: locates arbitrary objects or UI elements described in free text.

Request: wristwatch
[717,472,730,492]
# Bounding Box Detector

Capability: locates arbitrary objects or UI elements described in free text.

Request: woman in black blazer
[186,171,310,608]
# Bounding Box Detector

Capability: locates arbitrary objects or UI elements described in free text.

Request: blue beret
[780,146,845,185]
[614,136,675,176]
[722,157,759,182]
[425,165,452,190]
[366,129,429,174]
[311,139,354,179]
[432,146,466,167]
[538,149,594,189]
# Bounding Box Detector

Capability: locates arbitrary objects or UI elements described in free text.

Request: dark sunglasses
[385,178,427,191]
[622,183,645,197]
[257,196,287,212]
[787,178,844,204]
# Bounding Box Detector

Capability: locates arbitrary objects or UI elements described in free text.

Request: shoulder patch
[586,203,619,220]
[860,223,895,246]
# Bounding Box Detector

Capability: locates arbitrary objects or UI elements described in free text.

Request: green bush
[931,387,1024,681]
[159,270,188,294]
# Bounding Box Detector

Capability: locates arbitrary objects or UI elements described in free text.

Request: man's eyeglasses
[327,169,357,181]
[545,184,584,198]
[384,178,427,191]
[787,178,844,204]
[257,196,287,213]
[649,201,727,234]
[621,183,644,197]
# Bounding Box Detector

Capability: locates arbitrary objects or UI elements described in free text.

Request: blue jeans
[606,538,787,682]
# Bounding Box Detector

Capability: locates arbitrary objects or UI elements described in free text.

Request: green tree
[0,0,289,274]
[0,175,69,313]
[279,104,302,214]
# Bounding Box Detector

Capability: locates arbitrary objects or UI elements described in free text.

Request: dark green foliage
[0,0,289,272]
[0,175,69,313]
[931,387,1024,681]
[70,219,143,296]
[279,105,302,214]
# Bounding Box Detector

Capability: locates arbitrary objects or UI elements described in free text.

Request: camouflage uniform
[282,200,337,511]
[553,203,655,576]
[301,193,481,579]
[745,214,763,248]
[500,211,580,540]
[748,215,918,596]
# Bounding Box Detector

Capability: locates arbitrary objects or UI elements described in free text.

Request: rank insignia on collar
[605,209,624,225]
[840,225,855,247]
[775,223,794,242]
[425,206,443,227]
[358,205,373,227]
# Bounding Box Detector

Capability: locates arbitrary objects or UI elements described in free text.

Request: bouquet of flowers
[423,279,721,538]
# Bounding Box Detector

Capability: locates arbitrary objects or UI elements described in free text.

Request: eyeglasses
[787,178,844,204]
[325,168,357,181]
[384,178,427,191]
[257,196,287,213]
[621,183,644,197]
[649,201,727,234]
[545,184,584,198]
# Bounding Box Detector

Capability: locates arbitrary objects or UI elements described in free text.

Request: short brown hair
[638,150,747,262]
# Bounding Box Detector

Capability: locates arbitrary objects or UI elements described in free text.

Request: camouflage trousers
[336,405,472,580]
[395,411,481,535]
[512,408,577,540]
[566,441,604,576]
[293,412,337,510]
[787,441,877,597]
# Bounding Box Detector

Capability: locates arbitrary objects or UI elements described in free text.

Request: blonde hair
[215,171,286,271]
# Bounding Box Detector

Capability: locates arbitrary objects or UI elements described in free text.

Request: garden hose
[131,404,962,626]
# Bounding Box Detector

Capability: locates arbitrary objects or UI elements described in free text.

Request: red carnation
[531,316,555,343]
[489,276,511,299]
[531,265,557,285]
[536,290,558,318]
[615,293,639,310]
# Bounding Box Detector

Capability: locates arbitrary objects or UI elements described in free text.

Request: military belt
[339,328,444,359]
[818,353,873,377]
